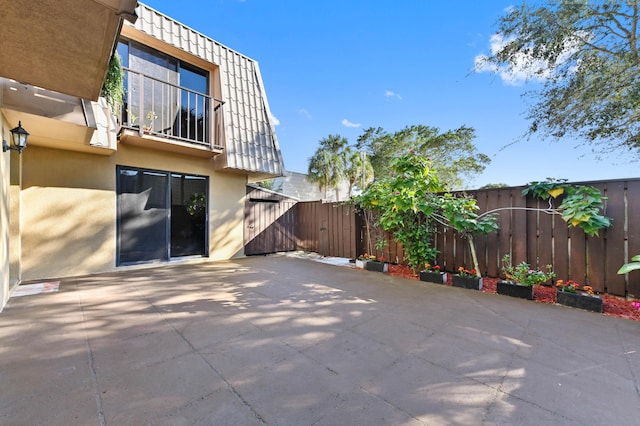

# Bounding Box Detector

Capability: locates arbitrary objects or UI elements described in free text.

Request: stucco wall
[0,120,10,310]
[20,144,246,281]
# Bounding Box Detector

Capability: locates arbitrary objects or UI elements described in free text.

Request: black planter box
[452,275,483,290]
[419,271,448,284]
[365,261,388,273]
[556,290,603,313]
[497,281,534,300]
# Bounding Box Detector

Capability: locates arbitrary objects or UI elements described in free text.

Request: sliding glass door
[117,166,208,265]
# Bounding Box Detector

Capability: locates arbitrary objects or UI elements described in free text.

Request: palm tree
[344,149,374,198]
[308,150,333,199]
[307,134,348,200]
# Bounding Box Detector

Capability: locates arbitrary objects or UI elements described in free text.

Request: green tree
[355,151,498,274]
[344,149,374,198]
[356,152,443,271]
[479,183,509,189]
[307,134,348,200]
[477,2,640,155]
[356,125,490,189]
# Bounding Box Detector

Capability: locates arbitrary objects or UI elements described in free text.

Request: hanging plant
[100,51,124,114]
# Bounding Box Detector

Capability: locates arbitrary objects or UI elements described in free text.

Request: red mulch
[386,264,640,322]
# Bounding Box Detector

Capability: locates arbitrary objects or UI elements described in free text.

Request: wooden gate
[295,201,358,259]
[244,186,297,255]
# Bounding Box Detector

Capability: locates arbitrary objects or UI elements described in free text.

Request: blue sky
[143,0,639,188]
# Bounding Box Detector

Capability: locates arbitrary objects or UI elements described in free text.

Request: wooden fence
[295,201,358,260]
[292,178,640,298]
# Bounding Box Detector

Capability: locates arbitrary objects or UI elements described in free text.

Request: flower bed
[384,264,640,321]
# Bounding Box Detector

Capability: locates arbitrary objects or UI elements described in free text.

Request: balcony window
[117,40,223,148]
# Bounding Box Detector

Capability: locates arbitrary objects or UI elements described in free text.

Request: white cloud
[297,108,312,119]
[385,90,403,100]
[271,114,280,126]
[474,32,580,86]
[341,118,360,128]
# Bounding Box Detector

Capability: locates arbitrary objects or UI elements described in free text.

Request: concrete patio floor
[1,255,639,425]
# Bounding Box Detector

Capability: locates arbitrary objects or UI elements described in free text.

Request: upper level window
[117,39,211,145]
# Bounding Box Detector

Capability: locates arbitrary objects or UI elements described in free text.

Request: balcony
[0,78,118,155]
[118,68,225,157]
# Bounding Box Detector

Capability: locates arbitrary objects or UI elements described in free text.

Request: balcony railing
[121,68,224,150]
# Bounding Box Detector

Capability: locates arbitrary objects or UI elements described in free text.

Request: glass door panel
[117,168,169,263]
[129,43,180,134]
[170,174,207,257]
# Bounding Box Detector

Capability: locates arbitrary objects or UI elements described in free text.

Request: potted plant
[419,263,447,284]
[365,255,388,273]
[452,267,483,290]
[498,255,555,300]
[355,253,371,269]
[143,110,157,132]
[555,280,603,313]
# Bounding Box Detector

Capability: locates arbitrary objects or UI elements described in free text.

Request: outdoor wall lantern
[2,121,29,154]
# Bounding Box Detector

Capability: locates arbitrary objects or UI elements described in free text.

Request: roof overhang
[0,0,137,101]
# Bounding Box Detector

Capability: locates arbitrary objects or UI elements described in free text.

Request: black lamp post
[3,121,29,154]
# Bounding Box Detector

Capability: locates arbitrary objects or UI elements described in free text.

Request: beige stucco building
[0,1,284,311]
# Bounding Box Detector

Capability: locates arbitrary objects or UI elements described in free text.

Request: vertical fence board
[337,205,345,257]
[475,190,489,275]
[435,220,446,269]
[329,204,336,256]
[587,232,606,292]
[525,196,539,267]
[586,183,607,292]
[552,209,569,284]
[627,180,640,298]
[538,202,554,271]
[443,226,456,272]
[568,227,587,283]
[486,190,501,276]
[355,209,365,258]
[496,189,512,277]
[604,182,626,295]
[512,187,528,268]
